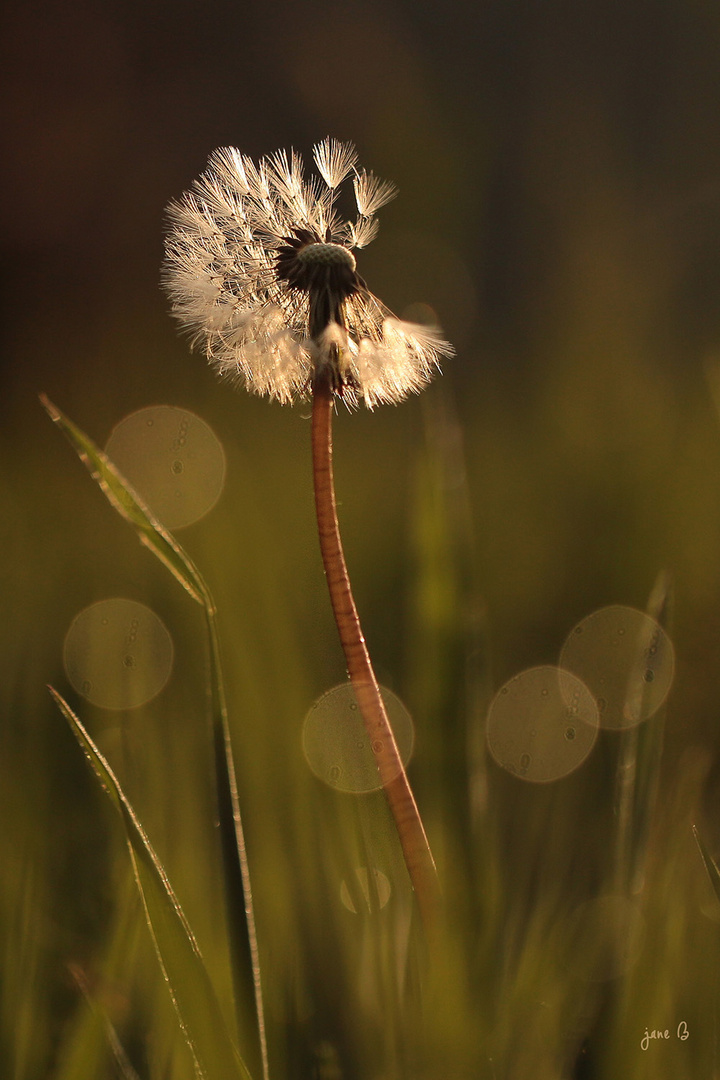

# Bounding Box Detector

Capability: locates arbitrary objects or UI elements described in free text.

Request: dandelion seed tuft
[162,138,453,407]
[352,170,398,217]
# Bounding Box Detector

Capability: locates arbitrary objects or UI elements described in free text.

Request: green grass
[3,364,720,1080]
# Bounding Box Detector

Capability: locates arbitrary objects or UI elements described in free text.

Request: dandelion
[164,139,445,931]
[162,137,453,407]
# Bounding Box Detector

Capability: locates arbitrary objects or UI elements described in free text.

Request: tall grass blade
[42,394,269,1080]
[693,826,720,1080]
[39,394,209,607]
[65,963,142,1080]
[418,389,493,833]
[410,388,495,943]
[693,824,720,906]
[53,872,142,1080]
[204,606,269,1080]
[613,570,673,896]
[49,687,254,1080]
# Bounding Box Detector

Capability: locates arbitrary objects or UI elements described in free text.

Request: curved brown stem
[311,377,441,931]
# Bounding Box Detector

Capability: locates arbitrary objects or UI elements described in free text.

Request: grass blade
[49,686,254,1080]
[65,963,142,1080]
[693,824,720,906]
[613,570,673,896]
[39,394,209,608]
[42,394,268,1080]
[204,607,269,1080]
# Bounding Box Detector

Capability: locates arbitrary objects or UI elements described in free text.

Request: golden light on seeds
[63,599,173,710]
[302,683,415,794]
[486,666,599,782]
[560,605,674,730]
[105,406,226,530]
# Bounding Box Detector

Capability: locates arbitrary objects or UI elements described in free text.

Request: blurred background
[4,0,720,1077]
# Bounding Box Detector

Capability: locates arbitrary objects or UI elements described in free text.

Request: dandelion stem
[310,376,441,931]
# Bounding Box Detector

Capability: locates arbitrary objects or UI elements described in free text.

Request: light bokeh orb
[64,598,173,710]
[339,867,392,914]
[302,683,414,794]
[105,405,225,529]
[487,666,599,782]
[560,605,674,730]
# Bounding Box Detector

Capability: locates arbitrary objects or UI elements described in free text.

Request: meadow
[4,2,720,1077]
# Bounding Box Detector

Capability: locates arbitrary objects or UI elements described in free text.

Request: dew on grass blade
[302,684,414,793]
[486,666,599,782]
[560,605,674,730]
[340,867,391,914]
[63,599,173,710]
[105,406,226,530]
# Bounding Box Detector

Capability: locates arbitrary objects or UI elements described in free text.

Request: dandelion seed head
[296,243,356,272]
[163,138,453,407]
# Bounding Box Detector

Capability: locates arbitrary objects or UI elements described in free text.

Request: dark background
[5,0,720,739]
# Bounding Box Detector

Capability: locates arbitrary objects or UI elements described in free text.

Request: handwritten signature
[641,1022,689,1050]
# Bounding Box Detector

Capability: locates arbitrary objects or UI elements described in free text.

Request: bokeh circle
[560,605,674,730]
[64,598,174,710]
[486,665,599,782]
[339,867,392,914]
[303,683,415,794]
[105,405,225,529]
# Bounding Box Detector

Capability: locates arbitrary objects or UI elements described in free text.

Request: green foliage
[39,395,209,608]
[3,374,719,1079]
[49,688,253,1080]
[41,397,266,1080]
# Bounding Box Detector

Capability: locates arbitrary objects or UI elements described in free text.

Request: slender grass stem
[612,572,672,899]
[40,397,269,1080]
[310,376,441,932]
[206,607,269,1080]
